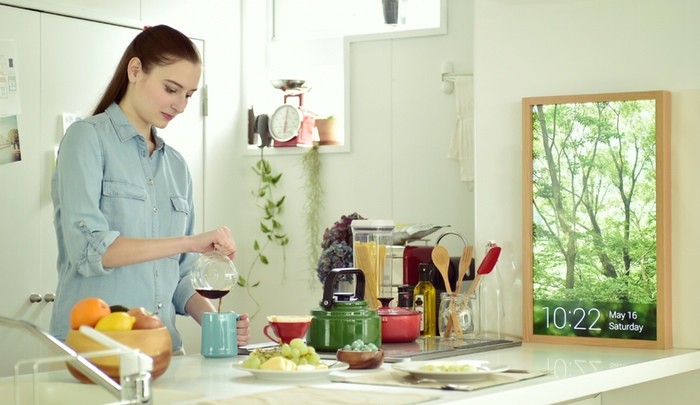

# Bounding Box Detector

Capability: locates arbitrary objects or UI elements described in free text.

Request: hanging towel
[447,76,474,184]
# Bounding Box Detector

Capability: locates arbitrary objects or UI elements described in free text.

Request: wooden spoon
[444,245,473,338]
[432,246,460,337]
[431,246,452,294]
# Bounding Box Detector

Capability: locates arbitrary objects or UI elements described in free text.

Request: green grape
[289,338,305,350]
[280,344,291,357]
[243,341,327,370]
[308,353,321,365]
[241,354,262,369]
[248,356,262,369]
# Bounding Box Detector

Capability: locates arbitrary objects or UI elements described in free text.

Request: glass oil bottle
[413,263,437,337]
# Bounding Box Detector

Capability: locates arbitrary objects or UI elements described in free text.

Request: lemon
[94,312,136,331]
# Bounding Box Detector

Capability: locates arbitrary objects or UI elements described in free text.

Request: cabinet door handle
[29,293,43,303]
[44,293,56,303]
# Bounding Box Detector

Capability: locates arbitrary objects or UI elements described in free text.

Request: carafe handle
[321,268,365,310]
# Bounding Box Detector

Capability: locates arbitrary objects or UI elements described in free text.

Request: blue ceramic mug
[201,311,239,358]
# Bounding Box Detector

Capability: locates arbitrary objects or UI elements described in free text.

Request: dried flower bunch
[316,212,365,284]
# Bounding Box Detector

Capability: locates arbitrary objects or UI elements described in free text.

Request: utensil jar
[438,292,477,338]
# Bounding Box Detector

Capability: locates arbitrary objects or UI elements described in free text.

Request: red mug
[263,316,312,345]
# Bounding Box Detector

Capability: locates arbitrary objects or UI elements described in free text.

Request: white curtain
[447,76,474,184]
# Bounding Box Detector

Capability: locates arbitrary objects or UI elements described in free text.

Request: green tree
[532,99,657,304]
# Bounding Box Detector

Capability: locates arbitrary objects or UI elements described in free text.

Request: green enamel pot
[307,268,381,351]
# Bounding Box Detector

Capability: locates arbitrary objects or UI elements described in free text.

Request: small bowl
[64,328,172,383]
[270,79,306,91]
[336,348,384,369]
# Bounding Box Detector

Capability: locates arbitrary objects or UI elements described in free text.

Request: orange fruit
[70,297,111,330]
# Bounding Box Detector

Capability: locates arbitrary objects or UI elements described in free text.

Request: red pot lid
[377,306,420,316]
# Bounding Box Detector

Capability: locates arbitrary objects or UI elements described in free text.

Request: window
[242,0,444,152]
[272,0,442,40]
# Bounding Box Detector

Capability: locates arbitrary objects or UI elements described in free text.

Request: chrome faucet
[0,315,152,404]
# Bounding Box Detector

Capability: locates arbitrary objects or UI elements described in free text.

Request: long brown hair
[93,25,201,115]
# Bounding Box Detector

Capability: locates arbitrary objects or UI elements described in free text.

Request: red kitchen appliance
[402,245,474,291]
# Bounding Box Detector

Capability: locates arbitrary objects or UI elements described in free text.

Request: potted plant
[316,213,366,287]
[302,144,323,284]
[239,146,288,317]
[315,116,340,145]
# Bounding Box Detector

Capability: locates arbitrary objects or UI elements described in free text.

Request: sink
[0,381,204,404]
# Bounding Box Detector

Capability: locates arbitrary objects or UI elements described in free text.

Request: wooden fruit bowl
[336,348,384,369]
[65,327,172,383]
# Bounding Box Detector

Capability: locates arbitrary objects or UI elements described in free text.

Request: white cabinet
[0,4,44,378]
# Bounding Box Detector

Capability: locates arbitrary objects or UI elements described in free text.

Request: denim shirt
[49,103,197,351]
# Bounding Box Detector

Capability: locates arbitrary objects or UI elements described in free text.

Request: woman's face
[126,58,202,131]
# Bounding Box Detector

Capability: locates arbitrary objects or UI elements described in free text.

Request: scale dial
[269,104,303,142]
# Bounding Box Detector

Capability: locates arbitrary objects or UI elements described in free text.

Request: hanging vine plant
[302,144,323,285]
[239,146,289,317]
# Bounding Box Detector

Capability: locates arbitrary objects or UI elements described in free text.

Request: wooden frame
[522,91,671,348]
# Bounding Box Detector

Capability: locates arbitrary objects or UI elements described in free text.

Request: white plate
[392,360,509,383]
[233,360,349,382]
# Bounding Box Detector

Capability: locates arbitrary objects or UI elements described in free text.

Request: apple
[127,307,164,329]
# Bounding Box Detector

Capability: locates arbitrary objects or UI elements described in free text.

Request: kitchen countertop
[145,342,700,404]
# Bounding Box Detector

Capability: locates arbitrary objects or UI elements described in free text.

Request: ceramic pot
[377,306,421,343]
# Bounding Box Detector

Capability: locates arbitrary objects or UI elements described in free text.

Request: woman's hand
[191,226,238,259]
[236,313,251,346]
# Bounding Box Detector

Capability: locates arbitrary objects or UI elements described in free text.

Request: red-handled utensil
[464,245,502,299]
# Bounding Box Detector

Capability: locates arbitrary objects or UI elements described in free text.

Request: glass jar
[477,270,504,339]
[351,219,395,308]
[438,292,476,339]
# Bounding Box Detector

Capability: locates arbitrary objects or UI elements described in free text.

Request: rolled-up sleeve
[53,121,120,277]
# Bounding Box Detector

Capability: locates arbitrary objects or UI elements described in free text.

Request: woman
[50,25,249,353]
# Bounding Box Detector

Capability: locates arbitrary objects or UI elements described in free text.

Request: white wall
[222,0,475,342]
[474,0,700,345]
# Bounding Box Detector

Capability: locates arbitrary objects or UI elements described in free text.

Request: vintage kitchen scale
[267,79,315,147]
